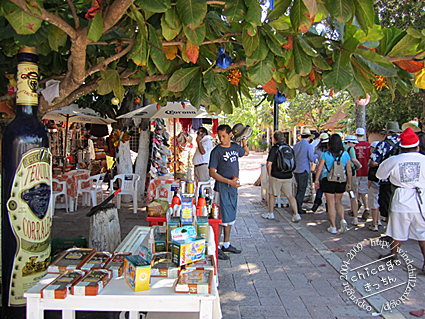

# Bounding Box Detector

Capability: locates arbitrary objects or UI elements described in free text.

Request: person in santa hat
[376,127,425,273]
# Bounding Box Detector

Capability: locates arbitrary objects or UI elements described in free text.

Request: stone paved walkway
[218,184,425,319]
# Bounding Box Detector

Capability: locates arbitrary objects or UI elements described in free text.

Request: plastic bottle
[1,47,52,318]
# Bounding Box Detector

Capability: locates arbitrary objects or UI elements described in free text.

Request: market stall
[43,104,115,173]
[24,225,221,319]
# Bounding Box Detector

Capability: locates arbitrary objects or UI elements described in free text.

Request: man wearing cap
[376,128,425,272]
[293,128,318,214]
[370,121,402,221]
[345,135,362,225]
[355,128,371,219]
[193,127,214,182]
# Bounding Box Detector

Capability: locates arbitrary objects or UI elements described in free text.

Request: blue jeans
[294,171,309,213]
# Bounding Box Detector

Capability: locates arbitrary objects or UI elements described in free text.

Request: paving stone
[239,306,288,318]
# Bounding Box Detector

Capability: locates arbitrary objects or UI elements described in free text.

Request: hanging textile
[202,118,212,125]
[179,118,192,133]
[191,118,202,131]
[212,119,219,135]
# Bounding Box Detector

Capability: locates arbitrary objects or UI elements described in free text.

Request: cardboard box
[185,255,216,275]
[71,269,112,296]
[154,232,167,253]
[151,252,180,278]
[175,269,213,294]
[41,270,85,299]
[172,237,206,267]
[196,216,209,241]
[124,255,151,292]
[80,251,112,271]
[104,252,131,278]
[48,248,95,273]
[167,217,181,242]
[181,194,194,224]
[138,227,155,263]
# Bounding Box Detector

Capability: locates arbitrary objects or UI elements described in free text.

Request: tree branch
[386,50,425,62]
[163,32,242,47]
[103,0,134,33]
[10,0,77,39]
[86,36,136,77]
[66,0,80,29]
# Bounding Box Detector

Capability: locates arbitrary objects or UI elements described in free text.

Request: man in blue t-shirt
[209,124,249,260]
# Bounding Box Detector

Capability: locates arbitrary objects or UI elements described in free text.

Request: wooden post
[89,203,121,251]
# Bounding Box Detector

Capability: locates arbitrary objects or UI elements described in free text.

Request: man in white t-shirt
[193,127,214,182]
[376,127,425,272]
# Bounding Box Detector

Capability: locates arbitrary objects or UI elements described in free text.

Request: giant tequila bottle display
[1,47,52,318]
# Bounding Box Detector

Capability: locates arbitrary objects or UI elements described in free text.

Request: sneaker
[292,214,301,223]
[299,209,307,215]
[352,217,358,226]
[377,220,382,226]
[340,219,348,233]
[327,226,337,234]
[368,225,378,232]
[221,245,241,254]
[362,209,370,220]
[218,248,230,260]
[261,213,275,220]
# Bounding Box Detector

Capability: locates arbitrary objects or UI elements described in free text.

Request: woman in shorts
[314,134,352,234]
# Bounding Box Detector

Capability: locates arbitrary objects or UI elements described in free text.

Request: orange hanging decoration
[373,75,389,91]
[182,102,186,109]
[227,69,242,85]
[157,103,160,110]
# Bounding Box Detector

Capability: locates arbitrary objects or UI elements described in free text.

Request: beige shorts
[269,176,292,197]
[357,176,368,194]
[368,185,379,209]
[386,211,425,241]
[194,164,210,182]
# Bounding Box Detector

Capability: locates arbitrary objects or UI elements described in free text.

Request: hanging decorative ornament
[274,90,286,104]
[157,103,160,110]
[373,75,388,91]
[182,102,186,109]
[135,97,141,104]
[216,47,232,69]
[227,69,242,85]
[355,93,370,106]
[270,0,274,10]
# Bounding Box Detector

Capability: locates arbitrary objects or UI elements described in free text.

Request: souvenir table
[53,170,90,212]
[25,226,221,319]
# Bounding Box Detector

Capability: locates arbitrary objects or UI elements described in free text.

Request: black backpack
[382,138,401,162]
[275,143,296,173]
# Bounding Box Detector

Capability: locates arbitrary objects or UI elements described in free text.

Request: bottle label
[6,148,52,306]
[16,61,38,106]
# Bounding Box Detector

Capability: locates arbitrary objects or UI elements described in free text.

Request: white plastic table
[24,226,221,319]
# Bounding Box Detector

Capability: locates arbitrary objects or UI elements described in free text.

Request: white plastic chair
[75,173,106,210]
[52,178,68,214]
[110,174,140,214]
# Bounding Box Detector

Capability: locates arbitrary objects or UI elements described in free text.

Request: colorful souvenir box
[41,270,85,299]
[196,216,209,241]
[124,255,151,292]
[71,269,112,296]
[175,269,213,294]
[104,252,131,278]
[154,232,167,253]
[181,194,194,224]
[47,248,95,273]
[172,237,206,267]
[150,252,180,278]
[185,255,216,275]
[80,251,112,271]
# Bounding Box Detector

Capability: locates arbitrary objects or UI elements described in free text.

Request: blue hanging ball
[270,0,274,10]
[216,54,232,69]
[275,92,286,104]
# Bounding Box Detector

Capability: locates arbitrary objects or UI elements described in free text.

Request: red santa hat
[400,127,419,148]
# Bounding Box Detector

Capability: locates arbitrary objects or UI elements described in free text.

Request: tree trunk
[135,118,150,204]
[355,102,366,130]
[116,136,133,203]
